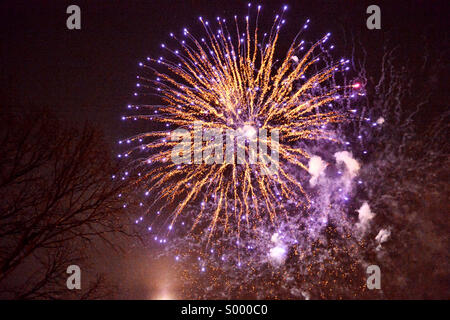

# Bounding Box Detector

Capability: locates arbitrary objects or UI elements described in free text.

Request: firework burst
[121,5,358,240]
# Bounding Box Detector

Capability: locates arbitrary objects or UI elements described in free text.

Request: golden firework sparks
[122,6,356,240]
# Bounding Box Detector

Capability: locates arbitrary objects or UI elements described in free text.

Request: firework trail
[120,4,361,242]
[116,4,379,300]
[116,4,448,300]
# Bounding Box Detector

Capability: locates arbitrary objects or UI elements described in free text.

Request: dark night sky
[0,0,448,300]
[0,0,448,143]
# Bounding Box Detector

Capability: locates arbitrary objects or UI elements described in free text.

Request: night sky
[1,0,447,142]
[0,0,449,300]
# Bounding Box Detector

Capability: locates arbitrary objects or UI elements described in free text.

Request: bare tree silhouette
[0,111,135,299]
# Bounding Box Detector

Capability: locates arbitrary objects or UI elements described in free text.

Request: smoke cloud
[356,202,375,232]
[308,156,327,186]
